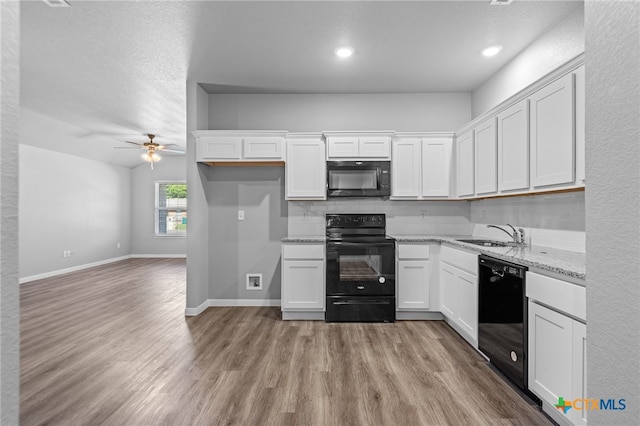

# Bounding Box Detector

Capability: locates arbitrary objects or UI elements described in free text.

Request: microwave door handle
[376,167,381,190]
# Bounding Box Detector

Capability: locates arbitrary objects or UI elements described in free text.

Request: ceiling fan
[114,133,185,169]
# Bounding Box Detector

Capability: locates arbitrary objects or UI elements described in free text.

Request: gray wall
[472,3,585,118]
[185,81,210,311]
[19,144,132,279]
[585,1,640,424]
[131,156,187,256]
[206,166,287,301]
[209,93,471,132]
[1,0,20,421]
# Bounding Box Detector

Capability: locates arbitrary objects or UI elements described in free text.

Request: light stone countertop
[391,234,586,282]
[281,234,586,282]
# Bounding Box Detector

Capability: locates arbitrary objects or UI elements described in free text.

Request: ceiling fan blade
[124,140,145,146]
[159,148,186,154]
[113,146,144,150]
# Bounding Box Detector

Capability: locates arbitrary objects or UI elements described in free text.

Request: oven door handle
[327,241,394,248]
[333,299,390,305]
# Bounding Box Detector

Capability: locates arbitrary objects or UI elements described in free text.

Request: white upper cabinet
[422,137,452,197]
[325,132,392,159]
[392,138,421,198]
[497,99,530,192]
[391,135,453,199]
[326,137,359,158]
[193,130,287,162]
[359,136,391,158]
[574,65,585,185]
[243,137,284,159]
[285,135,326,200]
[530,73,575,188]
[474,118,498,195]
[456,130,475,197]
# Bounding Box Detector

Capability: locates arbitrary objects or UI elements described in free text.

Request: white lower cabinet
[527,271,587,426]
[439,246,478,347]
[396,243,431,310]
[281,243,325,320]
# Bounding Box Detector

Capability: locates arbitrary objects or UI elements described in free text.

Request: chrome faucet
[487,224,522,245]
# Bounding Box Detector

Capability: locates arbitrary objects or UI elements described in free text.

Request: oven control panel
[326,214,386,228]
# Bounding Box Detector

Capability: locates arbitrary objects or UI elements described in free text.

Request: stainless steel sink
[456,239,515,247]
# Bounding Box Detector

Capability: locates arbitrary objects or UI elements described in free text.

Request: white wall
[585,1,640,423]
[208,93,471,132]
[472,4,584,118]
[131,156,186,256]
[19,145,132,280]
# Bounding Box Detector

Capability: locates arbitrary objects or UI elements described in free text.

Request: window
[155,181,187,236]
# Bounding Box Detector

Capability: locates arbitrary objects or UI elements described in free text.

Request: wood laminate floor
[20,258,552,426]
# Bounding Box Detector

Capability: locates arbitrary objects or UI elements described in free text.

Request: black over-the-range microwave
[326,161,391,199]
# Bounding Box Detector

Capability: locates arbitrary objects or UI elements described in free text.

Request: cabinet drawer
[526,271,586,321]
[398,244,430,260]
[282,244,324,260]
[441,245,477,276]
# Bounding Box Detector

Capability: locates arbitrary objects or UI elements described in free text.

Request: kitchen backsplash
[288,191,585,252]
[288,199,472,236]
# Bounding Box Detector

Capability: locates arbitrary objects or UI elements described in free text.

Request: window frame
[154,180,187,238]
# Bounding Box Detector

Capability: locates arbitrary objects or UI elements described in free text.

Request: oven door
[326,240,395,296]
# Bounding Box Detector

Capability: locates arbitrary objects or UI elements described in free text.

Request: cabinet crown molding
[393,132,454,139]
[192,130,288,138]
[322,130,395,138]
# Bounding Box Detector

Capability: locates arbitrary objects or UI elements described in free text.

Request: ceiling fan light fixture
[142,151,161,169]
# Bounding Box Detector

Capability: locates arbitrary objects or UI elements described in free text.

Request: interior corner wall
[208,92,471,132]
[585,1,640,423]
[471,3,584,118]
[185,81,210,311]
[18,144,132,280]
[131,156,186,256]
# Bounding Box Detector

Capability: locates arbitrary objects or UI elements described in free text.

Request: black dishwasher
[478,255,530,393]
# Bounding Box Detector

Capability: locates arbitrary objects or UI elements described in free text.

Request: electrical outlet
[421,210,428,220]
[238,210,245,221]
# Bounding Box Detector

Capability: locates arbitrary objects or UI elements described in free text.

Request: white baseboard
[131,254,186,258]
[185,300,210,316]
[185,298,281,316]
[20,255,132,284]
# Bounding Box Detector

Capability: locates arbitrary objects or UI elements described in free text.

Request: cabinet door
[528,301,573,415]
[572,321,587,426]
[286,139,326,199]
[392,138,421,198]
[327,137,359,158]
[397,260,430,310]
[282,260,324,310]
[198,136,242,160]
[359,137,391,158]
[574,65,585,185]
[475,118,498,195]
[498,99,530,192]
[243,137,283,159]
[456,268,478,344]
[422,137,452,197]
[439,263,458,319]
[456,131,475,197]
[530,73,575,188]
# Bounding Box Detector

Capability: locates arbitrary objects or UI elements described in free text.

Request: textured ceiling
[20,0,581,167]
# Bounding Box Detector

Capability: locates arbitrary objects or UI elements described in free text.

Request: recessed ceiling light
[335,46,355,59]
[43,0,71,7]
[482,45,503,57]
